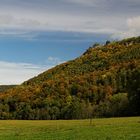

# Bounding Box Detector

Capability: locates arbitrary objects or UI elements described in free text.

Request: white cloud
[111,16,140,39]
[61,0,97,7]
[127,16,140,30]
[0,14,46,30]
[46,56,64,65]
[0,61,48,85]
[0,57,63,85]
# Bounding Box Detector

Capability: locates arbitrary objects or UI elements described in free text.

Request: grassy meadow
[0,117,140,140]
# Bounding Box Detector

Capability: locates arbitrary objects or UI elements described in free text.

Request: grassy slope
[0,117,140,140]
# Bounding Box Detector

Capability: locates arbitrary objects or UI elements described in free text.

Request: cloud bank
[0,0,139,39]
[0,61,45,85]
[112,16,140,39]
[0,57,62,85]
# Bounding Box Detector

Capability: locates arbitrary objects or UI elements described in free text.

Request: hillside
[0,85,17,93]
[0,36,140,119]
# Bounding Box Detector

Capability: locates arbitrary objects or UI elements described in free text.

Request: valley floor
[0,117,140,140]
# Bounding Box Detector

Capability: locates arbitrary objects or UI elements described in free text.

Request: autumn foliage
[0,36,140,119]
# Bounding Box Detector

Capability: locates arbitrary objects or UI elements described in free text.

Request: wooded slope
[0,36,140,119]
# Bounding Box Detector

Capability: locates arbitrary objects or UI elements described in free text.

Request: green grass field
[0,117,140,140]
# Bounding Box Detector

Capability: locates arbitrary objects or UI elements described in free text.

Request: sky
[0,0,140,85]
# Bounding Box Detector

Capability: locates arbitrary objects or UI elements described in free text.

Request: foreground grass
[0,117,140,140]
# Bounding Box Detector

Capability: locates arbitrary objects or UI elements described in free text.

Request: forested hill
[0,36,140,120]
[0,85,17,92]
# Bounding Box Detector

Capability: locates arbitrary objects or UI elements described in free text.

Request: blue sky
[0,0,139,84]
[0,32,109,64]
